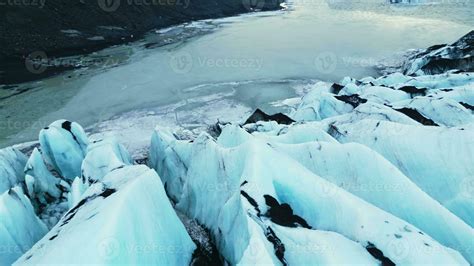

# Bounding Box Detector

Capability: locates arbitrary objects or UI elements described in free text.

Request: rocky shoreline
[0,0,282,84]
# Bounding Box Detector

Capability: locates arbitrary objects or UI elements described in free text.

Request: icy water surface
[0,0,473,147]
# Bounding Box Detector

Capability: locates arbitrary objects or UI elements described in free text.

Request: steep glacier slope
[14,165,196,265]
[0,187,48,265]
[288,71,474,231]
[390,97,474,127]
[150,128,468,265]
[331,119,474,229]
[218,124,474,263]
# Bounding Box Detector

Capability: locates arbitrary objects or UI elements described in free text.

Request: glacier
[0,148,27,195]
[403,30,474,75]
[0,187,48,265]
[1,68,473,265]
[24,148,62,210]
[1,34,474,265]
[147,68,474,264]
[14,165,196,265]
[81,138,133,184]
[39,120,89,180]
[149,127,469,265]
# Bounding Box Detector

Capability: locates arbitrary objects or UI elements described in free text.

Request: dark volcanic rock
[460,102,474,111]
[397,86,427,97]
[330,83,344,94]
[244,109,295,125]
[334,94,368,108]
[394,107,439,126]
[0,0,282,84]
[403,30,474,75]
[263,195,312,229]
[366,242,395,266]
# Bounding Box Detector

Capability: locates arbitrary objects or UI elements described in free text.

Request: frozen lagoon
[0,0,472,147]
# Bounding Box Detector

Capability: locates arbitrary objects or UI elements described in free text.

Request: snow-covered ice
[14,165,196,265]
[1,43,473,265]
[0,148,27,194]
[149,127,469,265]
[81,138,133,183]
[145,69,474,265]
[0,187,48,265]
[67,176,89,209]
[403,30,474,75]
[39,120,89,180]
[220,124,474,262]
[332,119,474,228]
[24,148,62,209]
